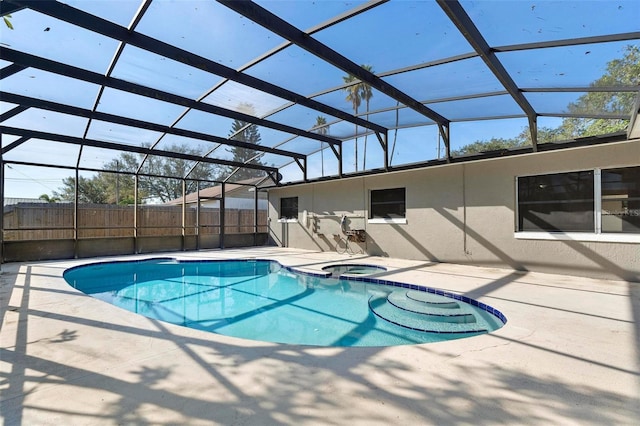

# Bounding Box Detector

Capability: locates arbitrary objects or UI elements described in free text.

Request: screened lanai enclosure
[1,0,639,264]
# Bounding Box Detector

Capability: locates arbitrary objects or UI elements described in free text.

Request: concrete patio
[1,247,638,425]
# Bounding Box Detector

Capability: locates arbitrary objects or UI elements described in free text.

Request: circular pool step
[389,290,463,311]
[405,290,460,308]
[368,294,488,334]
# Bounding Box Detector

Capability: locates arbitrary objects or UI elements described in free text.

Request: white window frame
[514,167,640,244]
[368,218,408,225]
[278,196,299,223]
[368,187,407,224]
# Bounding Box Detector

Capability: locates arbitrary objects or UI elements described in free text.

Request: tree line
[47,110,267,204]
[453,45,639,155]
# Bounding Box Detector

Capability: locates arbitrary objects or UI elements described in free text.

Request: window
[516,166,640,239]
[370,188,406,220]
[601,167,640,233]
[279,197,298,220]
[518,171,594,232]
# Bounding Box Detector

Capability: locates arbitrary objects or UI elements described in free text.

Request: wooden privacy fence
[3,203,268,241]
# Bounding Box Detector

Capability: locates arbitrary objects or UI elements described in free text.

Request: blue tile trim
[62,256,178,276]
[284,263,507,327]
[321,263,387,272]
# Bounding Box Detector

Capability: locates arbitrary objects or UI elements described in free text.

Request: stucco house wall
[267,140,640,281]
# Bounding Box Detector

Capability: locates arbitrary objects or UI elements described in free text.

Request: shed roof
[165,177,263,205]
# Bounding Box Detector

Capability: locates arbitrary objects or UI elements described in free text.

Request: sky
[1,0,638,199]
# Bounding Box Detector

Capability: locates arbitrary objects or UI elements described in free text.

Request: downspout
[462,164,470,256]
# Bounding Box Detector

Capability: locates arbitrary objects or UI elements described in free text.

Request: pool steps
[390,290,461,310]
[369,290,490,334]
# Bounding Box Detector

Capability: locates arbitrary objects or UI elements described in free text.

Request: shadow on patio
[1,257,638,425]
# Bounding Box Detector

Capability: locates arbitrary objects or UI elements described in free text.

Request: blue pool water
[63,258,506,347]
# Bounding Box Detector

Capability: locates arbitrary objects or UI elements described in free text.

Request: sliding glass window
[601,167,640,233]
[517,171,594,232]
[517,166,639,234]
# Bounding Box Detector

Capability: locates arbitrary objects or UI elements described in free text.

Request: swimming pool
[63,258,506,347]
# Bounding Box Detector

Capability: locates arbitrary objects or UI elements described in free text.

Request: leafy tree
[453,45,639,156]
[560,45,639,138]
[3,14,13,30]
[226,103,267,181]
[452,137,522,156]
[517,126,567,145]
[102,154,139,204]
[52,144,222,204]
[138,145,221,202]
[54,176,110,203]
[452,126,573,156]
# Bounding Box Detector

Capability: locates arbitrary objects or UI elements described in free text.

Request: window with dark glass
[517,171,594,232]
[370,188,406,219]
[601,166,640,233]
[280,196,298,220]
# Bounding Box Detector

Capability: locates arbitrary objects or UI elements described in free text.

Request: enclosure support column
[181,178,186,251]
[253,184,258,246]
[196,182,200,251]
[376,131,389,171]
[439,123,451,163]
[0,147,4,268]
[73,168,79,258]
[293,157,308,182]
[529,115,538,152]
[134,174,139,254]
[220,182,225,249]
[329,144,342,178]
[303,157,308,182]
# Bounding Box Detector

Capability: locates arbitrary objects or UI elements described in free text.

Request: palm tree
[343,74,362,172]
[39,193,59,203]
[314,116,329,176]
[359,65,374,170]
[343,65,374,172]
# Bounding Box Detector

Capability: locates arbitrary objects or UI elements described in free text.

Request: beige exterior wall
[267,140,640,281]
